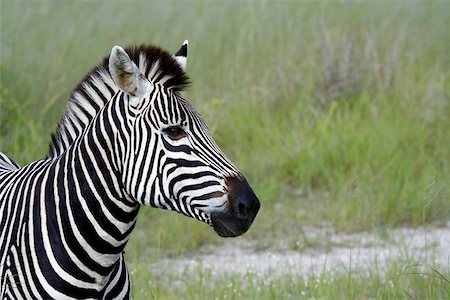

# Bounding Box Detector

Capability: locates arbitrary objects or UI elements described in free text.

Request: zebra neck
[55,99,140,276]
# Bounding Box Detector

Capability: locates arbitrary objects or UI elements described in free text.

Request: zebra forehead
[47,44,191,159]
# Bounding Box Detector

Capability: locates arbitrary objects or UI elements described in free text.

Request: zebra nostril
[226,176,260,220]
[237,202,248,218]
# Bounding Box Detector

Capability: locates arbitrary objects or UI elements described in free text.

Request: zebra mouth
[210,211,255,238]
[211,215,239,237]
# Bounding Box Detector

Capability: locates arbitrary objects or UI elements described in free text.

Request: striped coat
[0,41,259,299]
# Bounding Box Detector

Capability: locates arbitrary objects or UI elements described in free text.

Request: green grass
[1,1,450,299]
[130,261,449,300]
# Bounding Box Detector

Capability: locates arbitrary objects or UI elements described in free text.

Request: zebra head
[108,42,259,237]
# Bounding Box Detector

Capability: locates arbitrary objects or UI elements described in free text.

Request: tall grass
[1,2,449,297]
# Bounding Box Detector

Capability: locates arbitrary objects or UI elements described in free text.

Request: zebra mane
[47,44,190,158]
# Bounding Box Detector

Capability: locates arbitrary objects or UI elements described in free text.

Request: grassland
[1,1,449,299]
[129,264,450,300]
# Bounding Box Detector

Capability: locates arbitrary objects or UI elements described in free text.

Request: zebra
[0,41,260,299]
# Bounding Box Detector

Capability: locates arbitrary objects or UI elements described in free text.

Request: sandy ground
[153,223,450,278]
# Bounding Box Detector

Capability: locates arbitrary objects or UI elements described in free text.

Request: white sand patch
[152,225,450,278]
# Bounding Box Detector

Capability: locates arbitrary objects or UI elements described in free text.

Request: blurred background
[1,2,449,299]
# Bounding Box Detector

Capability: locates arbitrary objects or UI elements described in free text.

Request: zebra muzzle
[211,177,260,237]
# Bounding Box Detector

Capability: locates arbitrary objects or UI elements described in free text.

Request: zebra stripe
[0,41,259,298]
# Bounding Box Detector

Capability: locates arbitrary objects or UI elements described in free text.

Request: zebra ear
[109,46,148,97]
[173,40,188,71]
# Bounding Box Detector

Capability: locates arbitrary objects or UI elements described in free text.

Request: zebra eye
[163,126,186,140]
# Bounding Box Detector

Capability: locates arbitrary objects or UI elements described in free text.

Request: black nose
[227,177,260,221]
[210,176,260,237]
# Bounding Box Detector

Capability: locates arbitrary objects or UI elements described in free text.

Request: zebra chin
[210,177,260,237]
